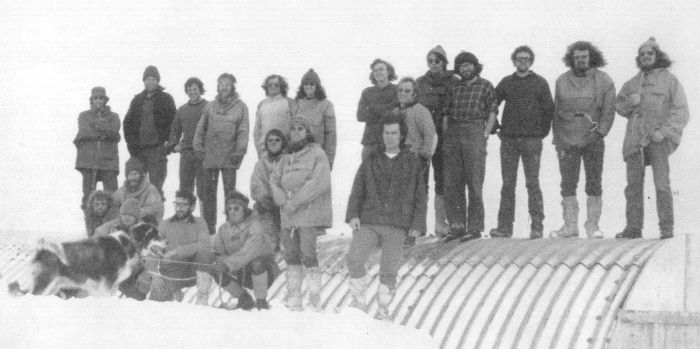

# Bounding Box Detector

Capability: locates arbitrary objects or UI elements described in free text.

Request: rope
[144,270,197,282]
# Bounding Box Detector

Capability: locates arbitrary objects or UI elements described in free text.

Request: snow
[0,291,438,349]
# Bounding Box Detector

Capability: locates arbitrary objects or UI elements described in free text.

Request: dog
[8,222,166,298]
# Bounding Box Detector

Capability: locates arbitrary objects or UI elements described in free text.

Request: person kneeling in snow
[210,191,279,311]
[84,190,118,237]
[149,190,214,305]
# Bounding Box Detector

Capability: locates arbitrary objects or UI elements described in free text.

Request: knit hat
[292,117,312,133]
[454,51,479,71]
[639,36,660,52]
[143,65,160,82]
[301,69,321,85]
[91,86,107,98]
[427,45,448,64]
[125,157,145,175]
[226,190,250,207]
[120,198,141,218]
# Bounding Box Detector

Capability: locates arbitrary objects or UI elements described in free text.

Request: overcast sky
[1,0,698,237]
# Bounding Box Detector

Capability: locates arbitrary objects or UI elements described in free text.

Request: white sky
[1,0,699,236]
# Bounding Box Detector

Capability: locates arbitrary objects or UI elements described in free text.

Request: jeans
[443,122,487,232]
[135,144,168,199]
[625,139,676,234]
[178,149,206,200]
[201,168,237,235]
[496,137,545,234]
[281,227,320,268]
[431,137,445,195]
[347,224,405,288]
[79,169,118,209]
[557,138,604,197]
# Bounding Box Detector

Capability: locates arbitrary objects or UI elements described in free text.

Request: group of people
[74,36,688,317]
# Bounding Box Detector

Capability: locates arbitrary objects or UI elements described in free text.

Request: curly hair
[369,58,398,85]
[562,41,607,69]
[636,46,672,69]
[217,73,237,94]
[294,81,327,100]
[261,75,289,97]
[184,77,205,95]
[511,45,535,63]
[175,189,197,206]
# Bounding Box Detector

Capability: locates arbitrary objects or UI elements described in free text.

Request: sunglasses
[267,137,282,143]
[398,88,413,94]
[514,57,532,62]
[303,82,316,86]
[267,83,280,87]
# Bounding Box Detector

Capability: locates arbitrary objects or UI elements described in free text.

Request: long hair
[380,113,408,147]
[563,41,607,69]
[294,81,327,100]
[369,58,398,85]
[262,75,289,97]
[636,46,673,69]
[511,45,535,63]
[184,77,205,95]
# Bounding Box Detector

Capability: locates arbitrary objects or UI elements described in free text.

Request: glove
[212,258,229,276]
[231,155,243,168]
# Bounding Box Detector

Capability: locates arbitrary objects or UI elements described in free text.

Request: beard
[459,71,475,81]
[288,138,309,153]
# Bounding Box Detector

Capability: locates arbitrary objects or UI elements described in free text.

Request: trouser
[79,169,118,209]
[178,149,206,200]
[497,137,545,234]
[625,139,676,234]
[557,138,604,197]
[148,249,215,301]
[443,122,487,232]
[347,224,405,288]
[201,168,237,235]
[214,256,279,297]
[432,135,445,195]
[135,144,168,199]
[281,227,321,268]
[257,207,281,252]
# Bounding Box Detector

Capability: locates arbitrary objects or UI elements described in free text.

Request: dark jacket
[84,191,118,237]
[495,72,555,138]
[74,106,121,172]
[356,84,399,146]
[123,87,177,156]
[346,148,427,234]
[417,71,460,128]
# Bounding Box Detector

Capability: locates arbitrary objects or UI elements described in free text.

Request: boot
[375,283,394,321]
[252,271,269,310]
[443,224,466,242]
[195,271,212,305]
[306,267,323,311]
[584,196,604,239]
[233,291,255,311]
[615,228,642,239]
[285,265,303,311]
[434,195,449,237]
[348,275,369,311]
[549,196,579,238]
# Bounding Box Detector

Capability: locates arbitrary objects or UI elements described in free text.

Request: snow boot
[584,196,604,239]
[307,267,323,311]
[234,291,255,311]
[348,275,369,311]
[550,196,579,238]
[285,265,304,311]
[375,283,394,321]
[615,228,642,239]
[256,299,270,310]
[195,271,212,305]
[434,194,449,237]
[443,224,466,243]
[252,271,269,310]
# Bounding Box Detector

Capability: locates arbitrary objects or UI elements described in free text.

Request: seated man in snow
[210,191,278,311]
[149,190,214,304]
[84,190,118,237]
[113,157,164,225]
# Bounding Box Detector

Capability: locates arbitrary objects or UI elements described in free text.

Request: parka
[294,98,337,168]
[213,215,275,272]
[123,87,176,156]
[112,176,164,225]
[74,106,121,172]
[192,94,249,169]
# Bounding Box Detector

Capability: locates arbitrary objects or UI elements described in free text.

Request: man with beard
[74,86,120,211]
[112,157,164,225]
[84,190,118,237]
[442,51,499,242]
[551,41,616,239]
[169,77,208,196]
[123,65,177,200]
[490,46,554,239]
[357,58,400,160]
[193,73,249,235]
[346,114,426,319]
[149,190,214,305]
[417,45,459,237]
[615,37,689,240]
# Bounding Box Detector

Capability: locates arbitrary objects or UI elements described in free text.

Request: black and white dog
[9,222,166,298]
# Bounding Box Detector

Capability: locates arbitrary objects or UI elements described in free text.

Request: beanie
[125,157,145,175]
[292,117,313,134]
[301,69,321,85]
[226,191,250,207]
[454,51,479,71]
[427,45,448,64]
[639,36,660,52]
[120,198,141,218]
[143,65,161,82]
[91,86,107,98]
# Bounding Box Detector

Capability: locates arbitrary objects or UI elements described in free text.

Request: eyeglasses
[398,88,413,94]
[292,125,306,132]
[640,50,655,56]
[303,82,316,86]
[428,58,441,64]
[267,137,282,143]
[514,57,532,62]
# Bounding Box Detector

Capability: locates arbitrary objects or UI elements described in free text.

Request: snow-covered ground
[0,291,438,349]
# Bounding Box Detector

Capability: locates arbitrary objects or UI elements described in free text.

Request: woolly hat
[143,65,160,82]
[292,116,313,134]
[91,86,107,98]
[427,45,448,64]
[639,36,660,52]
[301,69,321,85]
[120,198,141,218]
[125,157,145,175]
[226,190,250,207]
[454,51,479,71]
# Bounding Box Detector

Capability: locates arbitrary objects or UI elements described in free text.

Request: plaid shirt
[446,76,499,122]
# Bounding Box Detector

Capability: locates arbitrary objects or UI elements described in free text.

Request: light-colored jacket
[270,143,332,229]
[113,177,164,225]
[74,107,121,172]
[213,215,274,272]
[616,68,689,160]
[553,68,616,148]
[294,98,337,168]
[399,103,437,158]
[193,94,249,169]
[158,215,211,259]
[254,96,295,158]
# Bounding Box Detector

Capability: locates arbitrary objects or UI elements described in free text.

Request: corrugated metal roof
[0,231,664,349]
